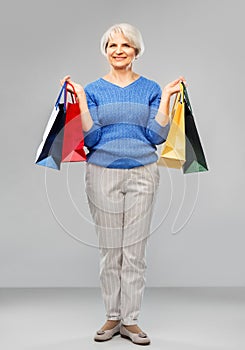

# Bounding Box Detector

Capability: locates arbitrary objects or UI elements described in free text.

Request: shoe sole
[94,331,120,342]
[120,333,151,345]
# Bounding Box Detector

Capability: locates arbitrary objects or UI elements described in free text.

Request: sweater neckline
[99,76,143,89]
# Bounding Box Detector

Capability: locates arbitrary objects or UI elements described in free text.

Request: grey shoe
[94,322,121,342]
[120,325,151,345]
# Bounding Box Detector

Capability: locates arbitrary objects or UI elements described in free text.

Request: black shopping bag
[182,83,208,174]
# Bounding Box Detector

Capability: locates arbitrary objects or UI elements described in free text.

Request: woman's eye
[108,43,131,48]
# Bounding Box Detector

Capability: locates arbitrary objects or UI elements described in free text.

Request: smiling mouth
[113,57,127,60]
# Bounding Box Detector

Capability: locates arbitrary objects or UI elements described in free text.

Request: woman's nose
[115,46,123,54]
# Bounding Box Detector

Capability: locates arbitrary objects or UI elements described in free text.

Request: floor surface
[1,287,245,350]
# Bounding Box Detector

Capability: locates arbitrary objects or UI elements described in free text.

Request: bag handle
[170,82,184,122]
[179,81,184,104]
[181,82,193,113]
[55,81,77,111]
[66,81,77,97]
[66,81,77,105]
[55,81,67,109]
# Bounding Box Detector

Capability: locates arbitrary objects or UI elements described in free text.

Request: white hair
[100,23,145,59]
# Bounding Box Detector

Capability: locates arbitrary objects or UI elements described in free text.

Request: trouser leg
[120,163,160,325]
[85,163,124,320]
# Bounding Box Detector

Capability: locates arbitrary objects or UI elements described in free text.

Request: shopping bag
[35,82,86,170]
[61,83,86,162]
[35,82,67,170]
[158,83,186,168]
[182,83,208,173]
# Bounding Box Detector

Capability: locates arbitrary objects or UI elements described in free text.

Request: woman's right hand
[60,75,85,97]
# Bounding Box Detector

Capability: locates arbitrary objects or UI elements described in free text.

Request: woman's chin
[111,62,132,70]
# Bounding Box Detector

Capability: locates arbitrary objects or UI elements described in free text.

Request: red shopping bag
[35,81,86,170]
[62,82,86,162]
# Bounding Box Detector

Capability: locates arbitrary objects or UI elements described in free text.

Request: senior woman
[61,23,185,345]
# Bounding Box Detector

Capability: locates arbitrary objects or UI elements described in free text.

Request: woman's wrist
[77,91,88,108]
[77,90,86,99]
[161,89,171,102]
[155,112,170,127]
[159,93,170,120]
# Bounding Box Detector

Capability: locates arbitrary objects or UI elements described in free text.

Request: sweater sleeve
[145,83,170,145]
[83,88,102,148]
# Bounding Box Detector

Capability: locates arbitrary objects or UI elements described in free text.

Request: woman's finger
[169,76,186,87]
[178,75,186,81]
[168,79,180,87]
[60,75,71,86]
[63,75,71,81]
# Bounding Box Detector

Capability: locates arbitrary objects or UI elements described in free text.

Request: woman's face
[106,32,136,70]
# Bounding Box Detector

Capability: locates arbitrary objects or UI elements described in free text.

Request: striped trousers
[85,162,160,325]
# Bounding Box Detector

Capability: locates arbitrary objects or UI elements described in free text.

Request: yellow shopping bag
[158,83,186,168]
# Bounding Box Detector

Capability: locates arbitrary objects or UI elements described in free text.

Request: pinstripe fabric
[85,162,160,325]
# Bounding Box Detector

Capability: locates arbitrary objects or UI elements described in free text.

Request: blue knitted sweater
[83,76,170,168]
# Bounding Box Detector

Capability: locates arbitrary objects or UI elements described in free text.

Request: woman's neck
[104,69,140,85]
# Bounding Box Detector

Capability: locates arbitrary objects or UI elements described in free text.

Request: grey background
[1,0,244,287]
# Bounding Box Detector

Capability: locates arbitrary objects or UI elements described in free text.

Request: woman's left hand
[162,76,186,98]
[157,76,187,122]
